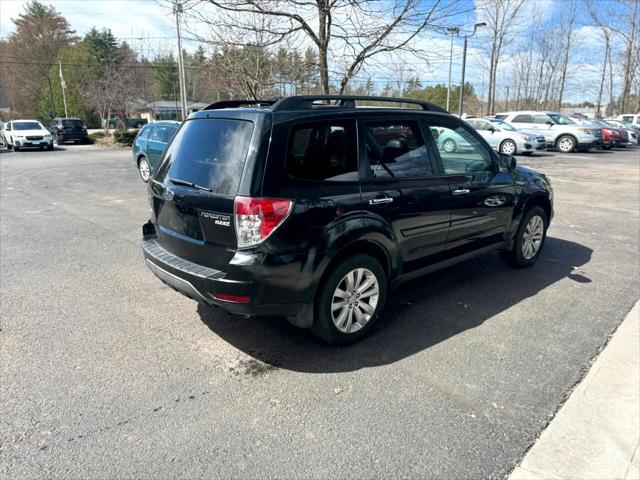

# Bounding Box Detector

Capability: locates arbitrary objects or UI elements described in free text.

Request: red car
[588,120,625,149]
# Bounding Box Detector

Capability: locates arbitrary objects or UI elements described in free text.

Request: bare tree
[476,0,526,115]
[173,0,463,95]
[556,1,577,110]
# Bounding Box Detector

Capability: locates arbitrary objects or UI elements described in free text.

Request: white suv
[493,111,603,153]
[3,120,54,151]
[615,114,640,126]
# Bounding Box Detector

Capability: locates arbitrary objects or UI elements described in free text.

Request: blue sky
[0,0,630,104]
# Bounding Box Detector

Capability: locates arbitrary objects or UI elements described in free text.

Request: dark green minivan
[132,121,180,182]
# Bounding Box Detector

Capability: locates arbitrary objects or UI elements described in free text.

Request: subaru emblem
[163,189,174,201]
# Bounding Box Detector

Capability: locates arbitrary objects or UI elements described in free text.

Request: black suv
[49,117,89,144]
[141,96,553,345]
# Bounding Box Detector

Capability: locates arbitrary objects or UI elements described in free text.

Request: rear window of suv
[62,119,84,127]
[155,118,254,196]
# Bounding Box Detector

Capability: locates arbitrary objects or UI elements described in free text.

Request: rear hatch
[150,118,255,270]
[61,119,86,135]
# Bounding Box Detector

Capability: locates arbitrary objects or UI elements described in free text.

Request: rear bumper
[141,224,309,317]
[58,133,88,142]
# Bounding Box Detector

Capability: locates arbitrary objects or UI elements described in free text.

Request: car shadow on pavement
[196,237,592,373]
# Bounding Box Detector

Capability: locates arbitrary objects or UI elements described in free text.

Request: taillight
[234,196,292,248]
[603,128,612,134]
[212,293,250,303]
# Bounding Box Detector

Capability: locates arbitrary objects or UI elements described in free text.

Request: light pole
[174,1,188,121]
[458,22,486,117]
[446,27,460,112]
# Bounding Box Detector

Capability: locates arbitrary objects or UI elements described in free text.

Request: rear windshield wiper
[169,177,212,192]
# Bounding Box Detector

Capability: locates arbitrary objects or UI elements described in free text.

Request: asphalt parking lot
[1,144,639,479]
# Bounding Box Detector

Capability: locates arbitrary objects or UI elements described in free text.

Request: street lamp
[458,22,486,117]
[446,27,460,112]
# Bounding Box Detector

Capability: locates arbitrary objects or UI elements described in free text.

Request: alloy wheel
[521,214,544,259]
[331,268,379,334]
[139,158,151,182]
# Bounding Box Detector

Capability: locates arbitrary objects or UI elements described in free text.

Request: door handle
[453,187,470,195]
[369,197,394,205]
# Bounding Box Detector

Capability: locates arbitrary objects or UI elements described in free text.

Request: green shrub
[113,130,137,146]
[88,131,105,142]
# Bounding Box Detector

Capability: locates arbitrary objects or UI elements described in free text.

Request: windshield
[490,120,517,131]
[13,122,43,130]
[62,119,84,127]
[155,118,254,196]
[547,113,575,125]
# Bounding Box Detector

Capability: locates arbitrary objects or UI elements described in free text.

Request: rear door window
[363,120,433,178]
[150,125,168,142]
[166,126,178,142]
[286,120,357,181]
[155,118,254,196]
[512,114,532,123]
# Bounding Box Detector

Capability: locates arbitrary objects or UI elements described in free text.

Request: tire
[7,143,12,151]
[13,146,19,152]
[442,138,457,153]
[501,206,548,268]
[500,139,517,155]
[47,143,54,151]
[138,157,151,182]
[312,254,387,345]
[556,135,576,153]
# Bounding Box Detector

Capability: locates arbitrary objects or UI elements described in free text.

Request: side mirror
[498,153,516,171]
[488,127,496,133]
[546,120,554,126]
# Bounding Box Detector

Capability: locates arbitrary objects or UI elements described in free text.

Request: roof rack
[202,99,277,110]
[271,95,448,113]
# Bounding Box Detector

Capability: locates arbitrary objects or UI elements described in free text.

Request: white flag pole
[59,61,68,117]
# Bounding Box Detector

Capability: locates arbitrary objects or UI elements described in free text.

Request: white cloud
[1,0,180,47]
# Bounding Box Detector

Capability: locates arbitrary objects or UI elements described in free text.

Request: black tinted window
[364,121,432,178]
[287,120,357,181]
[62,119,83,127]
[512,115,532,123]
[155,119,254,196]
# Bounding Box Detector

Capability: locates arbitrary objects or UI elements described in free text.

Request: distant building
[138,100,208,122]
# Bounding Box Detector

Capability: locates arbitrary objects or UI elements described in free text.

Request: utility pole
[458,36,468,117]
[505,86,510,111]
[446,27,460,112]
[458,22,486,117]
[174,1,188,121]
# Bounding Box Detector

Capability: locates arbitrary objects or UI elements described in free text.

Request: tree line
[0,0,638,126]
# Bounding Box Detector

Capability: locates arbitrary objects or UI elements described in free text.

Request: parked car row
[456,110,639,155]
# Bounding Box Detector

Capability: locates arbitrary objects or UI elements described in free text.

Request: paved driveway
[1,145,638,478]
